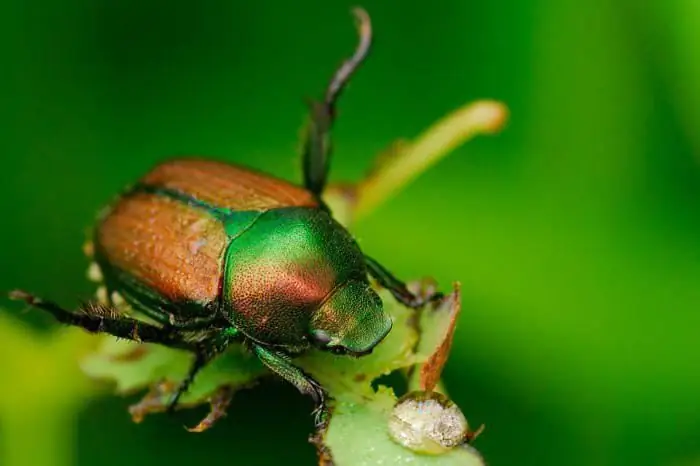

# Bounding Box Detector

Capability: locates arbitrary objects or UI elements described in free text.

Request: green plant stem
[354,100,508,219]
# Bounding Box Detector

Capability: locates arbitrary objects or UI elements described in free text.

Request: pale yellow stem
[0,316,96,466]
[1,409,75,466]
[353,100,508,220]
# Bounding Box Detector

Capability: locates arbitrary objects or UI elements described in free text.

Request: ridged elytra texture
[96,192,228,304]
[92,158,383,351]
[141,158,319,211]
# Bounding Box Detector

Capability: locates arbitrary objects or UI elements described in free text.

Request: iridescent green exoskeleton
[10,8,442,424]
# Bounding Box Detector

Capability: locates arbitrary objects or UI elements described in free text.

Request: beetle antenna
[324,7,372,112]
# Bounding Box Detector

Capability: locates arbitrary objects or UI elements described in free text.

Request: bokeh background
[1,1,699,465]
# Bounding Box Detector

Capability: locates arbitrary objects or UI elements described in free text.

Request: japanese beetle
[10,8,442,423]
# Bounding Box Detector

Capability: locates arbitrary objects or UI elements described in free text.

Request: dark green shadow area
[76,382,317,466]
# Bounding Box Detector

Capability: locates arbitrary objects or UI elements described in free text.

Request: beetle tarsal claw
[311,403,329,429]
[186,386,234,433]
[8,290,39,314]
[129,380,176,423]
[308,380,329,428]
[9,289,35,304]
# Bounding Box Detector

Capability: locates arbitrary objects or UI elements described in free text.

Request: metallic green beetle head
[310,280,392,356]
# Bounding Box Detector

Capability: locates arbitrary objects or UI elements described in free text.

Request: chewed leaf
[82,339,189,394]
[82,337,266,419]
[303,282,483,465]
[415,283,462,392]
[297,288,419,396]
[310,97,507,462]
[321,387,484,466]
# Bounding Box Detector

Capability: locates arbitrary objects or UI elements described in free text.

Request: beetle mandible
[10,8,443,423]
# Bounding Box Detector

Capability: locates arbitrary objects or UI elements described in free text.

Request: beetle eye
[312,329,332,346]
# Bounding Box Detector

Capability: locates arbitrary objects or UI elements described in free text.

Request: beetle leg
[252,345,327,426]
[165,349,210,413]
[364,256,445,309]
[302,8,372,198]
[165,329,236,413]
[9,290,196,351]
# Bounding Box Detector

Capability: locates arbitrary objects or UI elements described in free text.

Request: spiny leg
[252,344,327,426]
[11,290,235,414]
[364,256,444,309]
[9,290,195,351]
[302,7,372,198]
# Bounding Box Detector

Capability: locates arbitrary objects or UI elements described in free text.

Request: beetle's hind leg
[301,8,372,199]
[364,256,445,309]
[9,290,197,351]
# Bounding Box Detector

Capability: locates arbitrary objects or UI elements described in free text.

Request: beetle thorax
[222,207,368,350]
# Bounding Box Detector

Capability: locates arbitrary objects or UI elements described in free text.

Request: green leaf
[82,338,266,422]
[297,288,418,397]
[78,284,484,464]
[322,387,484,466]
[83,339,265,400]
[301,285,483,465]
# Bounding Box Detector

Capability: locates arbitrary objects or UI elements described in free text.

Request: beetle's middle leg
[165,328,238,413]
[301,8,371,199]
[165,349,210,413]
[9,290,197,351]
[364,255,444,309]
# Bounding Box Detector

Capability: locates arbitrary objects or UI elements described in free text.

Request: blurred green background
[1,0,699,465]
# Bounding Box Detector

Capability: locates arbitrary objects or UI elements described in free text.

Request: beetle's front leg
[252,344,327,426]
[364,256,444,309]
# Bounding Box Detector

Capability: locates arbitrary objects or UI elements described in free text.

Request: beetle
[10,8,442,423]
